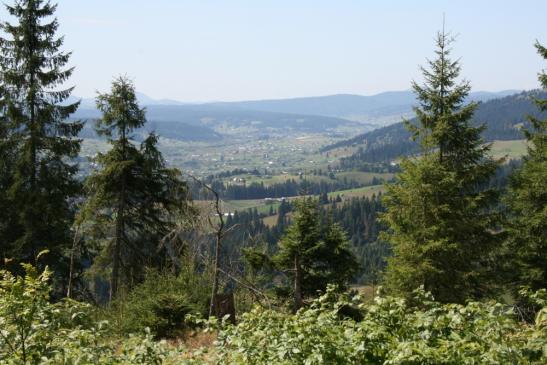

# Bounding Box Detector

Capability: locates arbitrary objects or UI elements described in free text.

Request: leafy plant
[0,264,207,364]
[0,263,58,363]
[215,285,547,364]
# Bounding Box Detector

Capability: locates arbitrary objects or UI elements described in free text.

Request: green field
[224,170,393,187]
[327,184,385,199]
[489,139,527,159]
[336,171,394,184]
[224,199,281,214]
[223,184,385,216]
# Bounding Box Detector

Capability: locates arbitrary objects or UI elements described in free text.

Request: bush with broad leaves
[0,264,207,364]
[215,285,547,364]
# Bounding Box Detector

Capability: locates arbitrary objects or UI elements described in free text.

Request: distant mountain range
[209,90,520,125]
[75,104,365,142]
[73,89,522,142]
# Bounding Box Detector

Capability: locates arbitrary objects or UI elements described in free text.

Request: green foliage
[215,285,547,364]
[504,42,547,295]
[3,262,546,365]
[0,264,206,364]
[107,268,210,338]
[0,263,58,363]
[381,31,500,303]
[0,0,82,278]
[0,263,113,364]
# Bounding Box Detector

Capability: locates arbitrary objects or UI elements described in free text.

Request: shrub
[215,285,547,364]
[108,269,209,338]
[0,264,207,364]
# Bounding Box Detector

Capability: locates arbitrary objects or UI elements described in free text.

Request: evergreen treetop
[409,31,496,179]
[95,76,146,140]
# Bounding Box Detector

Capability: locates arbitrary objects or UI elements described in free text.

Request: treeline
[221,193,385,284]
[204,167,262,181]
[190,176,388,200]
[214,178,365,200]
[221,155,520,288]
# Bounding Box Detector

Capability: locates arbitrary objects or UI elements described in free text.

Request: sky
[1,0,546,102]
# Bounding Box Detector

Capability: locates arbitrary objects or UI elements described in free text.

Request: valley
[77,89,537,180]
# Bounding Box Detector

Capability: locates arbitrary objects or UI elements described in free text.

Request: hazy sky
[1,0,546,101]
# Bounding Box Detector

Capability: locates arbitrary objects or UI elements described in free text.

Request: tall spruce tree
[275,199,358,311]
[505,42,547,293]
[381,30,500,303]
[0,0,82,274]
[0,91,15,264]
[81,76,192,300]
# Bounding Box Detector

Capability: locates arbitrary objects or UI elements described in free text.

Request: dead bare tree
[159,172,273,317]
[185,174,227,318]
[158,188,199,274]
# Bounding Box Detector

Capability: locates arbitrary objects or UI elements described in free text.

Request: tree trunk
[293,254,303,312]
[111,198,124,301]
[187,175,225,318]
[111,130,127,301]
[209,231,221,317]
[28,36,37,264]
[66,226,80,298]
[212,293,236,324]
[209,189,224,318]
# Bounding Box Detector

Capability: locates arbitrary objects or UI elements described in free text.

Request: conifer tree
[81,76,192,300]
[275,199,357,311]
[505,42,547,292]
[381,30,500,303]
[0,0,82,273]
[0,85,16,263]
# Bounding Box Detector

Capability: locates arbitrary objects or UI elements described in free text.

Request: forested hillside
[322,90,547,165]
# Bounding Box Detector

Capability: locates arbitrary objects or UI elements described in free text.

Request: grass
[336,171,394,185]
[225,200,281,215]
[261,185,386,227]
[194,199,282,216]
[263,215,279,227]
[223,171,393,189]
[223,199,265,211]
[489,139,527,159]
[327,184,385,200]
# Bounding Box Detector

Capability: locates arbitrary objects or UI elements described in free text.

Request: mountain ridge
[72,89,521,133]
